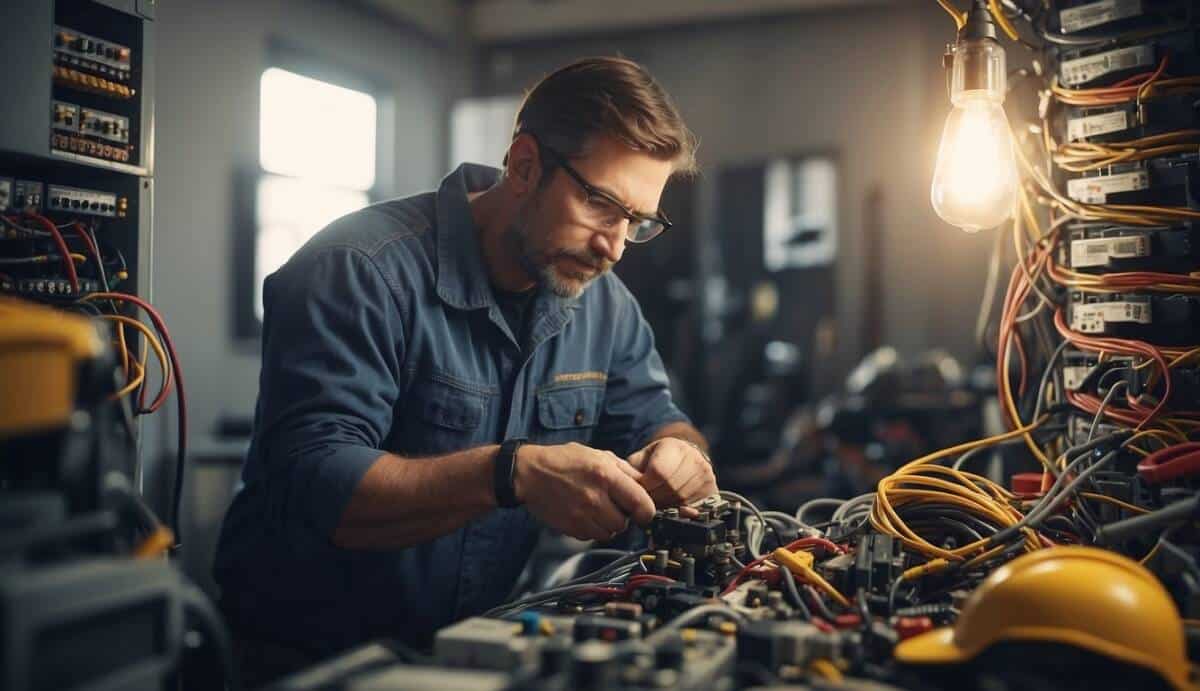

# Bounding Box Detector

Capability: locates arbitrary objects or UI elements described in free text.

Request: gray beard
[505,215,600,300]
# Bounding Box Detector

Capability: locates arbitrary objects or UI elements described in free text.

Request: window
[254,67,377,321]
[449,95,520,171]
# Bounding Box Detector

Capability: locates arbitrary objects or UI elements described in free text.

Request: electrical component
[1060,222,1200,273]
[737,620,838,670]
[648,498,744,588]
[10,180,44,210]
[1063,155,1200,208]
[931,2,1018,231]
[1056,31,1200,88]
[434,618,538,671]
[1068,290,1200,344]
[46,184,123,218]
[50,102,134,164]
[1057,93,1200,144]
[1050,0,1193,35]
[53,25,133,84]
[852,534,906,597]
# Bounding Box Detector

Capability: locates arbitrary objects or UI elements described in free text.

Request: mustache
[556,250,612,273]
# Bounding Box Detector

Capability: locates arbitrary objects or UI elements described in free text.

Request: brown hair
[511,56,698,176]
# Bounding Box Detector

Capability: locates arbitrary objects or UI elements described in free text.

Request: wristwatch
[494,438,526,508]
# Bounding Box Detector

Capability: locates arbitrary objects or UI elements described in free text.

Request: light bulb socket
[959,0,998,42]
[949,5,1006,104]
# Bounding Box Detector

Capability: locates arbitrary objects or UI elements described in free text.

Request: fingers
[602,463,657,526]
[639,443,686,496]
[637,440,717,509]
[577,515,616,542]
[590,492,631,535]
[675,467,717,506]
[611,457,645,482]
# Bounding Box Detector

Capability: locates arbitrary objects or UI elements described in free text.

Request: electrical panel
[0,0,156,500]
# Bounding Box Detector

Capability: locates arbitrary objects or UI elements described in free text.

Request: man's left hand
[627,438,717,509]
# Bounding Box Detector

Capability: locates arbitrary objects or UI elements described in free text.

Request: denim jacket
[213,163,688,654]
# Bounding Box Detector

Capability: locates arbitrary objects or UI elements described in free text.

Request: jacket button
[574,409,585,425]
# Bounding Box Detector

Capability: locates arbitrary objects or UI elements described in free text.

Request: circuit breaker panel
[0,0,155,491]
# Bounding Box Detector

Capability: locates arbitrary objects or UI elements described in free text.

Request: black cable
[1095,496,1200,545]
[804,584,838,622]
[181,585,238,691]
[855,589,871,630]
[778,565,812,620]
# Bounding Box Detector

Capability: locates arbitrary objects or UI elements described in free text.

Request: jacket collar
[435,163,502,310]
[433,163,581,317]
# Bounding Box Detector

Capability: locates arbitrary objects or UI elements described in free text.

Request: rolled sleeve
[255,245,405,550]
[594,283,690,457]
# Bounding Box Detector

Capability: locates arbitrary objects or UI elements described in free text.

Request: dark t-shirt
[494,286,536,348]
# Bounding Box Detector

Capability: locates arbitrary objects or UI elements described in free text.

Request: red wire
[1053,309,1172,428]
[783,537,846,554]
[22,212,79,292]
[86,291,188,540]
[719,539,845,596]
[1137,442,1200,484]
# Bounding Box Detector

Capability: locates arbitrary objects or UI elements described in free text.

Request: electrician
[213,56,715,685]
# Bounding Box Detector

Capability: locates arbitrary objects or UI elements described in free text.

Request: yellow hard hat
[894,546,1192,690]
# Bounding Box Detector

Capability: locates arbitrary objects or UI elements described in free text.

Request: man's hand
[627,438,717,509]
[513,442,656,542]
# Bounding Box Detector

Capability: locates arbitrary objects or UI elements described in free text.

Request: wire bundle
[1,211,187,545]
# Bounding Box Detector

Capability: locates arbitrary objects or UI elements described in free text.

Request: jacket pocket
[402,373,491,453]
[535,383,604,444]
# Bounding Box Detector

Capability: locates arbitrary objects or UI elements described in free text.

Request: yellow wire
[133,525,174,559]
[111,347,146,400]
[987,0,1020,40]
[95,315,169,400]
[1079,492,1149,515]
[809,658,845,683]
[937,0,966,29]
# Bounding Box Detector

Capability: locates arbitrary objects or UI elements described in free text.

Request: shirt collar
[435,163,503,310]
[434,163,582,314]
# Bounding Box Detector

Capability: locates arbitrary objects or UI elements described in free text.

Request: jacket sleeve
[592,281,690,457]
[254,245,405,551]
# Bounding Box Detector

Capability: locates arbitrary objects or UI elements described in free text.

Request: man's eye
[586,196,624,227]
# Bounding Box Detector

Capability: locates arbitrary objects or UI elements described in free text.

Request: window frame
[233,43,391,342]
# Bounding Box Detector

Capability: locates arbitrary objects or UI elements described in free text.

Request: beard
[505,198,612,299]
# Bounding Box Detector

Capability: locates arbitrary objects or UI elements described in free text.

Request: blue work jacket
[213,163,688,655]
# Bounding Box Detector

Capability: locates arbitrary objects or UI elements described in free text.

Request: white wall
[149,0,470,572]
[476,4,997,384]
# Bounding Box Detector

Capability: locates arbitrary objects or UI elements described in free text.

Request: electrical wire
[81,291,188,546]
[938,0,967,29]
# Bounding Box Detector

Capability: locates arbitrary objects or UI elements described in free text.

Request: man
[213,56,716,681]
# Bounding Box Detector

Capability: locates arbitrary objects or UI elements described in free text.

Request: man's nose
[589,221,627,264]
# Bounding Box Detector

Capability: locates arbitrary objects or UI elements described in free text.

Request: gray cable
[795,498,845,524]
[1087,381,1127,442]
[832,493,875,523]
[991,434,1130,544]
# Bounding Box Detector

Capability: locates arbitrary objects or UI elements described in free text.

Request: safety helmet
[894,546,1192,690]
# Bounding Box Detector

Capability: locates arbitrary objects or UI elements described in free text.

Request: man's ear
[504,133,543,198]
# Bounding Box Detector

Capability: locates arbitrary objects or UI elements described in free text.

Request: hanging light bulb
[931,2,1018,232]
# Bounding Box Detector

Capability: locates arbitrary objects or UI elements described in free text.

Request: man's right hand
[513,442,656,542]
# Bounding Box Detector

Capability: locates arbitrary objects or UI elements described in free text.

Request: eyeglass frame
[523,132,674,244]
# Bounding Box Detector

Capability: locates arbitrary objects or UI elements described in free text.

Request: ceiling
[359,0,904,44]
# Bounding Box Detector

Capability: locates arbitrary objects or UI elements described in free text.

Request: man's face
[507,134,674,299]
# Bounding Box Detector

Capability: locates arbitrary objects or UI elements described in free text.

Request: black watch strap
[495,438,526,508]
